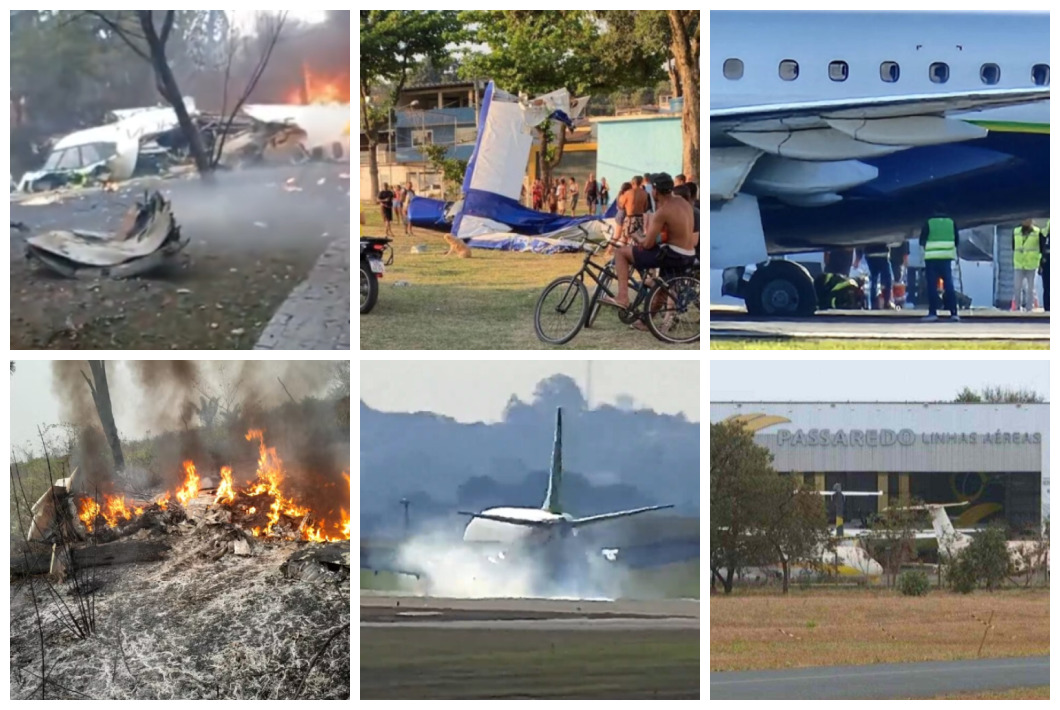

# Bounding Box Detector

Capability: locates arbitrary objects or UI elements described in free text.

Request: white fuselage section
[711,11,1049,125]
[463,507,570,546]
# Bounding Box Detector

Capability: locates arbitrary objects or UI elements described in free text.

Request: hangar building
[710,402,1048,531]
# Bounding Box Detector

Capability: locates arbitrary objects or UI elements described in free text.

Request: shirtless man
[617,176,650,246]
[601,173,696,310]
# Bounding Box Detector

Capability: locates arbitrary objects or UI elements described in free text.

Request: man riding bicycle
[600,172,697,311]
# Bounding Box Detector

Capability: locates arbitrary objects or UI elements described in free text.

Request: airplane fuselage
[711,11,1049,253]
[463,507,572,546]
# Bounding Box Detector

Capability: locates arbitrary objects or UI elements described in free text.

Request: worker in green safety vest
[917,213,960,322]
[1039,219,1050,312]
[1012,219,1042,312]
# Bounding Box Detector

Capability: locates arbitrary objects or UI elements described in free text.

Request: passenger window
[829,61,848,82]
[980,63,1001,85]
[929,62,949,84]
[1032,64,1050,86]
[880,61,900,83]
[779,59,799,81]
[723,58,744,80]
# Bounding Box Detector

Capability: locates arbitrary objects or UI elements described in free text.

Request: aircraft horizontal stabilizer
[456,511,555,528]
[570,504,675,528]
[817,491,883,496]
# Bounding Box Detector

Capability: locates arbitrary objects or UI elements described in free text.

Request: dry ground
[10,530,350,699]
[359,203,698,350]
[710,589,1049,672]
[11,164,349,350]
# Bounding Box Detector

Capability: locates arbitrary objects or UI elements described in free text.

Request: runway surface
[361,594,699,630]
[710,307,1049,341]
[710,655,1049,699]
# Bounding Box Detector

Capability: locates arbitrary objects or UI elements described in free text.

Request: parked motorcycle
[360,237,391,314]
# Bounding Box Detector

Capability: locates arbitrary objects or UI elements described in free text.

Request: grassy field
[711,338,1048,350]
[359,203,698,350]
[710,588,1049,672]
[361,627,699,699]
[927,686,1049,699]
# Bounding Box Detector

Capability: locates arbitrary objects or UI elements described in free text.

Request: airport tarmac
[710,655,1049,699]
[361,594,700,630]
[710,307,1049,341]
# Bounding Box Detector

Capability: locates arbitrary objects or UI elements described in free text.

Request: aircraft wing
[711,88,1049,130]
[570,505,675,528]
[456,511,555,528]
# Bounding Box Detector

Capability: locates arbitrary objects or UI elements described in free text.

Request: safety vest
[924,218,957,261]
[1012,226,1042,270]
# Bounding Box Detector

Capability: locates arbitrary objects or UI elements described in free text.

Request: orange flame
[216,466,235,505]
[176,460,200,507]
[286,65,349,105]
[78,498,101,532]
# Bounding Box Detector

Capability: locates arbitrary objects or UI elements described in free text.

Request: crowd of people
[375,181,417,238]
[528,174,613,217]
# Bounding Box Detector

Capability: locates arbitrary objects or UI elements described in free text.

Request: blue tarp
[406,195,451,230]
[461,188,602,236]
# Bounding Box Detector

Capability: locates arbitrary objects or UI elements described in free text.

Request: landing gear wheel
[745,260,816,317]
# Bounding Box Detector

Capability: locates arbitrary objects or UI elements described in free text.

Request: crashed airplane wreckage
[17,99,351,192]
[406,82,615,254]
[24,190,189,279]
[16,460,351,583]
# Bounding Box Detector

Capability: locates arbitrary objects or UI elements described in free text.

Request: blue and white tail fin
[542,408,563,514]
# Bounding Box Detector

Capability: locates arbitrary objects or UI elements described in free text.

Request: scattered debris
[176,288,192,295]
[22,193,64,206]
[231,328,245,336]
[25,191,189,279]
[281,541,350,583]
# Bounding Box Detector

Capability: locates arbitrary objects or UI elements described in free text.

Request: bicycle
[534,235,700,345]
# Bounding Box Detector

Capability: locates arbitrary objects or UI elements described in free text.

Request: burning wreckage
[21,429,351,583]
[16,100,350,193]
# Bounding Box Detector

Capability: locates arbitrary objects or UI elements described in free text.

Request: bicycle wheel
[586,271,613,329]
[534,276,589,345]
[646,275,700,344]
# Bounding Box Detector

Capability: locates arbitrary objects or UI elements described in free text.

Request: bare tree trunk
[82,362,124,471]
[668,11,700,181]
[137,11,212,177]
[360,84,381,199]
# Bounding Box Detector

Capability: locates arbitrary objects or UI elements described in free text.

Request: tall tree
[667,11,700,180]
[81,361,124,471]
[360,11,460,199]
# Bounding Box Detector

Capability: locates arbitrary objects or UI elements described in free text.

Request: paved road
[254,235,350,350]
[710,308,1048,342]
[710,655,1049,699]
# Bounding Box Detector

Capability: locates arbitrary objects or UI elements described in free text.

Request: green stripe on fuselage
[968,120,1050,135]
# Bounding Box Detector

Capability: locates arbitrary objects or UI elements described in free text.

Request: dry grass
[710,589,1049,672]
[926,685,1049,699]
[10,530,350,699]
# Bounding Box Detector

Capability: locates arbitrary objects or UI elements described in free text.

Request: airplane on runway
[710,11,1050,316]
[457,407,675,566]
[361,407,686,591]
